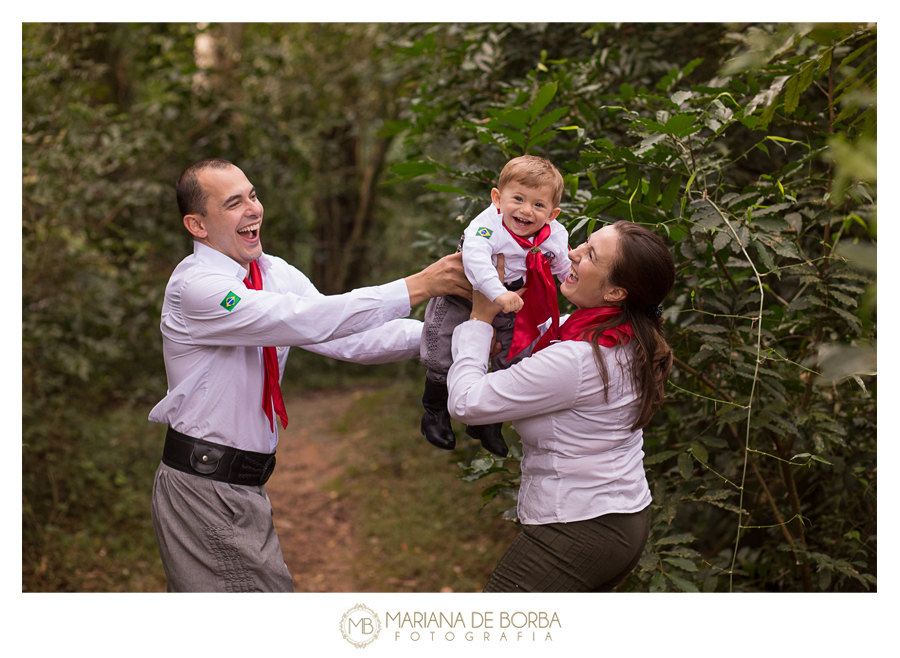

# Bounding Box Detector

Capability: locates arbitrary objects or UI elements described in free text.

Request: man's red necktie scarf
[503,221,560,359]
[531,305,633,354]
[244,260,289,432]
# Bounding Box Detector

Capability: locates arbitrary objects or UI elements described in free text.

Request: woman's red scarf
[531,305,632,354]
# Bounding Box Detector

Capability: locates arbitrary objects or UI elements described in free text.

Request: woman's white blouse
[447,318,652,525]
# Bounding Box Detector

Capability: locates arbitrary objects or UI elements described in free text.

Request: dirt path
[264,389,367,592]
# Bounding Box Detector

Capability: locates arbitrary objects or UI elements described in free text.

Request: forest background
[22,22,876,594]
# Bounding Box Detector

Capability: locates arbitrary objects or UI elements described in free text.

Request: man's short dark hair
[176,158,235,217]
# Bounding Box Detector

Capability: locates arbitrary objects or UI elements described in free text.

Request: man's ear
[490,188,501,209]
[183,214,207,239]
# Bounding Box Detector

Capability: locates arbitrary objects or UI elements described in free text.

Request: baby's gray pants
[419,293,531,383]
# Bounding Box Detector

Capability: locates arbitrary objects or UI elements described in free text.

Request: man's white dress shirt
[149,242,420,454]
[462,204,570,303]
[447,318,652,525]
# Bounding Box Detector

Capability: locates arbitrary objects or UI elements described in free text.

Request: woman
[447,220,674,592]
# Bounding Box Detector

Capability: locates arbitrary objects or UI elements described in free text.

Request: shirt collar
[192,241,272,279]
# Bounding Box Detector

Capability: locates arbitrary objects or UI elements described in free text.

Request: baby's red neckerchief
[503,220,560,360]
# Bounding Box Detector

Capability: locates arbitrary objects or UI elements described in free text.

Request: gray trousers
[151,462,293,592]
[420,291,530,383]
[483,506,651,593]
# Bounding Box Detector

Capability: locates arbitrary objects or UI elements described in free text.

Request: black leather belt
[505,277,524,292]
[162,427,276,486]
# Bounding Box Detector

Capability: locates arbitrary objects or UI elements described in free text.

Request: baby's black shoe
[421,379,456,450]
[465,423,508,457]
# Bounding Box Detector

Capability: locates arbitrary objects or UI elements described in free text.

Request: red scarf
[244,260,289,432]
[532,305,632,354]
[504,221,560,359]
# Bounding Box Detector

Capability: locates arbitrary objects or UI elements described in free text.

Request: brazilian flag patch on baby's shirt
[220,291,241,311]
[475,227,493,239]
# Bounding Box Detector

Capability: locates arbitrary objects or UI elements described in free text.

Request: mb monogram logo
[339,604,382,648]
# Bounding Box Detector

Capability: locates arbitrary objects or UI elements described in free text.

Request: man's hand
[405,252,472,308]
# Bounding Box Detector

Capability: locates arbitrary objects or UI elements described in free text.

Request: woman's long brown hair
[583,221,675,430]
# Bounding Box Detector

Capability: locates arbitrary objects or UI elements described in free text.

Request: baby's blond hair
[497,155,564,208]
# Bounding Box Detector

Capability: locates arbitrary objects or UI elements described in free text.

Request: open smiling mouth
[237,222,261,240]
[511,215,533,230]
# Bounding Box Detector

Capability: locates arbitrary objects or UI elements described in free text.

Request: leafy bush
[21,23,435,589]
[21,22,875,593]
[388,22,876,592]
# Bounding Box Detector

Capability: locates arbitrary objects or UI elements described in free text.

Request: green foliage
[23,24,223,589]
[22,22,876,593]
[22,406,167,591]
[390,22,876,592]
[456,442,523,523]
[21,22,442,590]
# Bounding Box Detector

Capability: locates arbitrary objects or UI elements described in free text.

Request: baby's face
[491,182,560,238]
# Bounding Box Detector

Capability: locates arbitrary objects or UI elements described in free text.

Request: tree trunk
[311,126,394,294]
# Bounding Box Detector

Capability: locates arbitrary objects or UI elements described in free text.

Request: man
[149,158,470,592]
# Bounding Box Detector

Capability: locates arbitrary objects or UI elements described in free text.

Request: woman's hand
[473,289,507,359]
[470,289,503,324]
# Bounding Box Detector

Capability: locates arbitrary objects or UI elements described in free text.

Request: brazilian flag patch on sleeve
[220,291,241,311]
[475,227,493,239]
